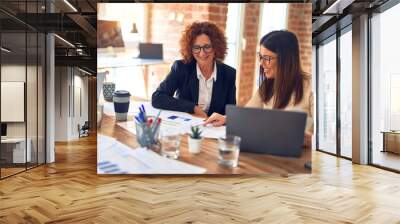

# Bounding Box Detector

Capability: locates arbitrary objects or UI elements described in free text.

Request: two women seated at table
[151,21,236,118]
[151,22,313,146]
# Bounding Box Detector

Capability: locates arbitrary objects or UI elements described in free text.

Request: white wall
[55,67,89,141]
[75,73,89,123]
[55,66,69,141]
[72,72,89,138]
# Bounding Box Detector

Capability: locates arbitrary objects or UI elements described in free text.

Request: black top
[151,60,236,116]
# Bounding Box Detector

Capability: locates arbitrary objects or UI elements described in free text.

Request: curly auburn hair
[179,21,227,64]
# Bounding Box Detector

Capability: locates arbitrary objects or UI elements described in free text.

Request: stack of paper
[97,134,206,174]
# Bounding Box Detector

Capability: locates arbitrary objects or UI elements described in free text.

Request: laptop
[137,43,163,60]
[226,105,307,157]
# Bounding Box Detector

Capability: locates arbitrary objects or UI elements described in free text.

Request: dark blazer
[152,60,236,116]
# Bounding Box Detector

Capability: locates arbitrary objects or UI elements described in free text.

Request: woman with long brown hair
[205,30,313,147]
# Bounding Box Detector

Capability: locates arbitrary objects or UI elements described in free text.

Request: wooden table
[381,131,400,154]
[98,115,311,174]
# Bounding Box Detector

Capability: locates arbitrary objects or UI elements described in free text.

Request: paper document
[201,126,226,139]
[117,107,205,136]
[97,134,206,174]
[105,100,203,125]
[117,119,225,139]
[117,119,188,135]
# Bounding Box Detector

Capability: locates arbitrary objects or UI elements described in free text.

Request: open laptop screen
[138,43,163,60]
[226,105,306,157]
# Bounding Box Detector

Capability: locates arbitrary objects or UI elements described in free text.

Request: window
[317,36,337,154]
[339,28,352,158]
[98,3,145,47]
[390,75,400,130]
[371,2,400,171]
[97,3,148,99]
[259,4,288,38]
[316,28,352,158]
[255,3,288,87]
[225,3,243,69]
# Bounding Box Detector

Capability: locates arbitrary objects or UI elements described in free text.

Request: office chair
[79,121,90,138]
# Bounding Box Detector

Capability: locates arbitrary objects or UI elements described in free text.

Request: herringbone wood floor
[1,134,399,223]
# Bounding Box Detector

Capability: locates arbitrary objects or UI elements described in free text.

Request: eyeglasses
[192,44,213,54]
[257,52,276,64]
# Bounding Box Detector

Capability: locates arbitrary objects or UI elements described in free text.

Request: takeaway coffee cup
[113,90,131,121]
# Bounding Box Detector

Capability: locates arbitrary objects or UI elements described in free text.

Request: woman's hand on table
[203,113,226,127]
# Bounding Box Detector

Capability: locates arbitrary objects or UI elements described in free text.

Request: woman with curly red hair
[151,21,236,118]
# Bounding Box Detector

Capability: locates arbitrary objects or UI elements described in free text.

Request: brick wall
[287,3,312,76]
[237,4,261,106]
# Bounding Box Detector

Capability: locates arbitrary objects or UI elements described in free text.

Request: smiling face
[192,34,215,67]
[259,45,278,79]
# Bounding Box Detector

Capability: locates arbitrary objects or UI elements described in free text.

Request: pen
[147,118,153,127]
[138,107,146,122]
[150,110,162,135]
[139,105,147,122]
[141,105,146,113]
[135,116,141,123]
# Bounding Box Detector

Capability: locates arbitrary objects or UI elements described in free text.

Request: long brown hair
[258,30,306,109]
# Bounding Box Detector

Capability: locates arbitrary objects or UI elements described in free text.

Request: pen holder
[135,116,161,151]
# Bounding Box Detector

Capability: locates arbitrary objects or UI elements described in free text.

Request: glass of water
[160,132,182,159]
[218,135,241,168]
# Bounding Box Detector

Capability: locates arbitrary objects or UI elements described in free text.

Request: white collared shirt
[196,62,217,113]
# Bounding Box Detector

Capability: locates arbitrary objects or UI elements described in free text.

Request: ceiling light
[54,34,75,48]
[75,42,83,47]
[1,47,11,53]
[323,0,355,15]
[63,0,78,12]
[76,49,85,55]
[78,67,92,76]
